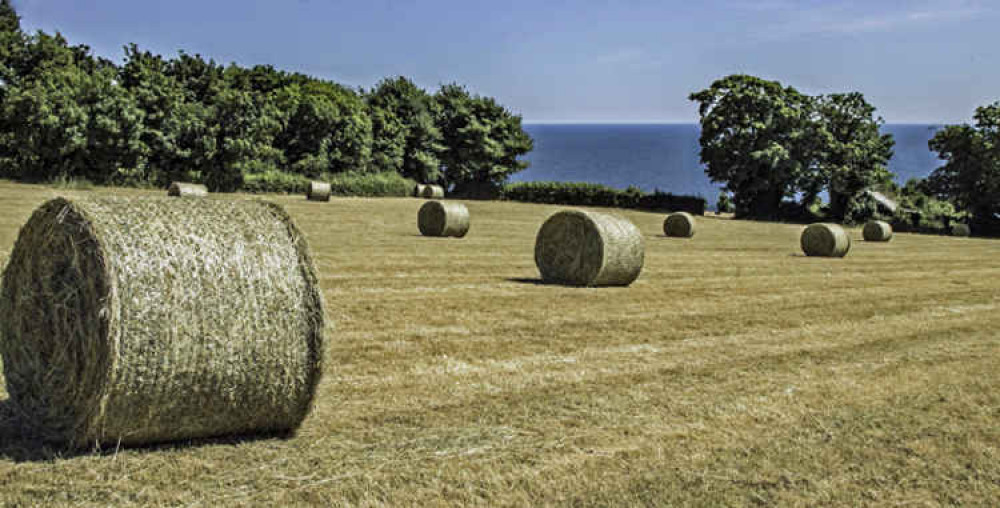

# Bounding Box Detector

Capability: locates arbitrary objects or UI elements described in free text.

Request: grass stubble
[0,180,997,506]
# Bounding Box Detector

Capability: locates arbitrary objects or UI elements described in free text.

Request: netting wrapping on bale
[418,201,470,238]
[167,182,208,198]
[863,220,893,242]
[663,212,696,238]
[801,223,851,257]
[413,184,427,197]
[306,181,332,202]
[0,197,325,448]
[534,209,644,286]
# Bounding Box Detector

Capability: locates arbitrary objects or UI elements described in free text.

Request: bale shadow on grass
[505,277,630,288]
[0,398,294,463]
[506,277,550,286]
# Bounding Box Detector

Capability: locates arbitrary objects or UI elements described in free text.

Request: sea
[515,124,944,210]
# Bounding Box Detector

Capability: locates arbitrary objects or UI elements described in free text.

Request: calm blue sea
[515,123,944,208]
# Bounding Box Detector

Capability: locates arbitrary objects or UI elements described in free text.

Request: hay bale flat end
[418,201,470,237]
[801,223,851,257]
[0,197,324,448]
[534,209,644,286]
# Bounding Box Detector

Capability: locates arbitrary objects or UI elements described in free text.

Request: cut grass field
[0,180,997,506]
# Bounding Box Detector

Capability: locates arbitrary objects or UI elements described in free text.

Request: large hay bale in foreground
[421,184,445,199]
[863,220,893,242]
[951,223,971,237]
[534,209,644,286]
[0,197,324,448]
[663,212,696,238]
[418,200,470,238]
[801,223,851,257]
[167,182,208,198]
[306,181,331,202]
[413,183,427,197]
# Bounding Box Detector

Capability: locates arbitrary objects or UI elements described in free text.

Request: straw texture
[663,212,696,238]
[534,209,644,286]
[0,197,325,448]
[951,224,971,237]
[418,201,470,238]
[167,182,208,198]
[421,185,445,199]
[862,220,893,242]
[801,223,851,257]
[307,181,332,202]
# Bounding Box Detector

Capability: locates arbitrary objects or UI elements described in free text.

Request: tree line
[0,1,533,193]
[690,74,999,233]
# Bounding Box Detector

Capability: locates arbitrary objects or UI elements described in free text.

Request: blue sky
[14,0,998,123]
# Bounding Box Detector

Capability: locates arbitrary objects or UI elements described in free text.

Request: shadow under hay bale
[167,182,208,198]
[801,223,851,257]
[663,212,696,238]
[863,220,893,242]
[534,209,644,287]
[418,201,470,237]
[421,184,445,199]
[306,181,331,202]
[0,197,325,449]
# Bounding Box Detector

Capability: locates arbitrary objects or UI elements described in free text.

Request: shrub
[242,170,312,194]
[501,181,706,215]
[326,171,416,197]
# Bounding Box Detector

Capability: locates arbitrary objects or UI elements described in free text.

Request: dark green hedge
[242,171,416,197]
[501,181,705,215]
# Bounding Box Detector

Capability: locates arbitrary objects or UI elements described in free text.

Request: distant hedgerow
[501,181,706,215]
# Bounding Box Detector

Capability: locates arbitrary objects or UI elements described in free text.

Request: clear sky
[13,0,998,124]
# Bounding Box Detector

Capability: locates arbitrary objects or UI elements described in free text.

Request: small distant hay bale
[167,182,208,198]
[862,220,893,242]
[951,223,971,237]
[0,197,325,448]
[534,209,644,286]
[418,201,470,238]
[413,183,427,197]
[800,223,851,258]
[306,181,331,202]
[663,212,696,238]
[421,184,445,199]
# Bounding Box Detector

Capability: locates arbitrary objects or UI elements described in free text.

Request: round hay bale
[306,181,331,202]
[421,184,445,199]
[413,183,427,197]
[418,200,470,238]
[167,182,208,198]
[534,209,644,286]
[800,223,851,258]
[862,220,893,242]
[951,223,971,237]
[663,212,696,238]
[0,197,325,448]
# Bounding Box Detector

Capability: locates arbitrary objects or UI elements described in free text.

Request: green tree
[274,80,372,176]
[205,87,282,191]
[0,33,144,182]
[926,102,1000,229]
[0,0,23,86]
[816,92,895,223]
[435,83,533,192]
[690,75,822,219]
[366,76,442,181]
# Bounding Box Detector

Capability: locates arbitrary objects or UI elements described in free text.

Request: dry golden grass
[0,180,998,506]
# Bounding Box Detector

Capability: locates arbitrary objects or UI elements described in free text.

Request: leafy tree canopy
[927,102,1000,226]
[435,83,533,192]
